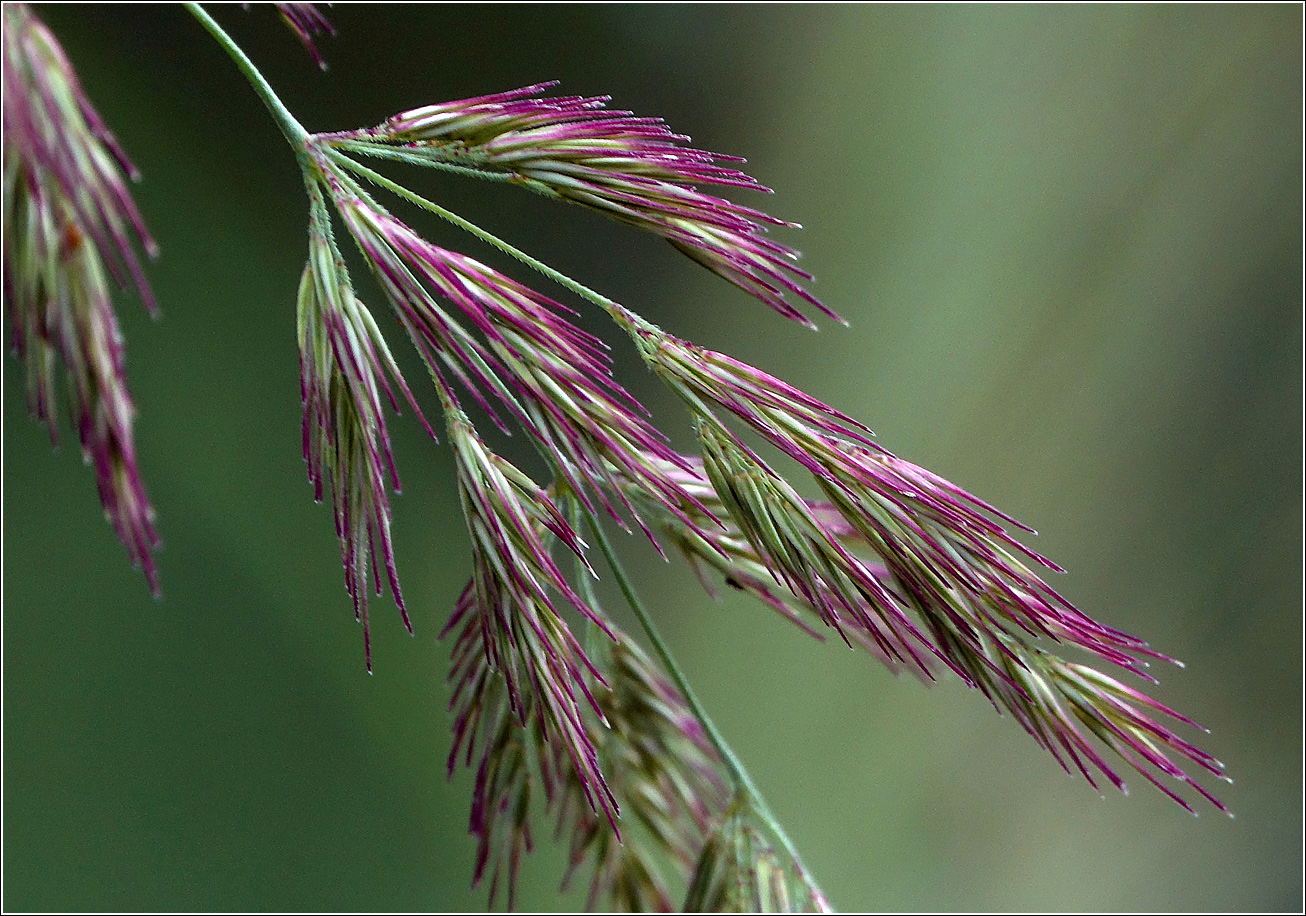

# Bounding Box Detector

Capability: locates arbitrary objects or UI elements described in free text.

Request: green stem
[329,140,521,183]
[583,511,828,906]
[186,3,311,150]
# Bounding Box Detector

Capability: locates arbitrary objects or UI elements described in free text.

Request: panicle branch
[320,160,712,545]
[623,451,939,681]
[440,395,619,838]
[552,633,731,911]
[443,505,736,910]
[3,4,157,311]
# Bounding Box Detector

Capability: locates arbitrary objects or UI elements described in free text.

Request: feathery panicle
[685,798,831,914]
[4,17,1231,913]
[320,82,837,326]
[3,2,160,592]
[268,3,335,69]
[297,213,425,669]
[328,181,706,540]
[441,398,618,839]
[628,316,1228,814]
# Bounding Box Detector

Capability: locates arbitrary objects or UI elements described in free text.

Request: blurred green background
[5,4,1301,911]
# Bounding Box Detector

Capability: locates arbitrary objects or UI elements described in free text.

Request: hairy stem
[325,150,627,320]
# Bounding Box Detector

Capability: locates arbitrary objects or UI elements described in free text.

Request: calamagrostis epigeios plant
[3,3,160,592]
[9,5,1233,912]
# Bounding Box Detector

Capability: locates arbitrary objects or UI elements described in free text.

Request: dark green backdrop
[5,4,1301,911]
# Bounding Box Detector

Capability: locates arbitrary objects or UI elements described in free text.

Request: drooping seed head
[3,3,160,592]
[441,399,618,839]
[297,213,428,669]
